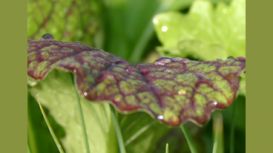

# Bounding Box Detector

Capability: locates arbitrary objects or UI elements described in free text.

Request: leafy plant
[27,0,246,153]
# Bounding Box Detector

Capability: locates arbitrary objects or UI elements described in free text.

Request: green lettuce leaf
[29,70,117,153]
[153,0,245,60]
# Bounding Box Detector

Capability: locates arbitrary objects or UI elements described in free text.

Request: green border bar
[247,0,273,152]
[0,0,27,153]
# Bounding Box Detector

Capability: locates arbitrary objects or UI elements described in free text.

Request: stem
[27,118,38,153]
[37,102,65,153]
[111,109,127,153]
[212,112,224,153]
[129,23,154,63]
[229,102,237,153]
[71,74,91,153]
[27,144,32,153]
[74,84,91,153]
[125,121,154,145]
[129,0,192,63]
[165,143,169,153]
[180,124,198,153]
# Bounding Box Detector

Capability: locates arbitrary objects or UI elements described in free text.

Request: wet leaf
[28,0,101,46]
[153,0,245,60]
[28,38,245,126]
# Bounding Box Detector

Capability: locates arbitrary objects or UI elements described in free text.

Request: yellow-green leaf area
[137,92,156,105]
[162,108,179,124]
[153,79,176,92]
[219,66,242,76]
[176,73,197,84]
[194,94,206,116]
[153,0,245,60]
[189,64,216,73]
[120,80,136,95]
[125,95,138,105]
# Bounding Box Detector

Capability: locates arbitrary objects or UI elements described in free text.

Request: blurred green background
[28,0,245,153]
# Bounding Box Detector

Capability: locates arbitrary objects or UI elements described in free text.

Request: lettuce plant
[27,0,245,152]
[28,36,245,152]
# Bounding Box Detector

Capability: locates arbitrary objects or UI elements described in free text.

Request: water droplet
[152,17,159,24]
[83,92,88,96]
[155,58,171,66]
[157,115,164,120]
[211,101,218,106]
[41,33,54,40]
[178,89,186,95]
[161,26,168,32]
[126,68,131,73]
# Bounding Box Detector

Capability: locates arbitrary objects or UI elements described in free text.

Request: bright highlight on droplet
[152,17,159,24]
[211,101,218,106]
[161,26,168,32]
[157,115,164,120]
[83,92,88,96]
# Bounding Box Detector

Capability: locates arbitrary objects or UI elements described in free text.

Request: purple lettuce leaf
[28,37,245,126]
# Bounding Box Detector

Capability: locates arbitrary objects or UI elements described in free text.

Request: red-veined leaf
[28,37,245,126]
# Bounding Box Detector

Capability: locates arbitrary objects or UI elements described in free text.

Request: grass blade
[180,124,198,153]
[28,144,32,153]
[37,101,65,153]
[229,102,237,153]
[165,143,169,153]
[74,80,91,153]
[27,116,38,153]
[125,121,154,145]
[212,112,224,153]
[111,110,127,153]
[129,0,192,63]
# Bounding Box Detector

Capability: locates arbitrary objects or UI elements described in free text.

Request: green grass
[180,125,198,153]
[37,101,65,153]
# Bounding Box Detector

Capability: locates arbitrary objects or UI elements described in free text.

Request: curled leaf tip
[28,39,245,126]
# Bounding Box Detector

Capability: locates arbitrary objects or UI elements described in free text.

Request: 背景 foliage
[27,0,194,152]
[153,0,245,60]
[28,37,245,126]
